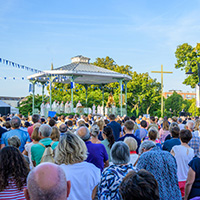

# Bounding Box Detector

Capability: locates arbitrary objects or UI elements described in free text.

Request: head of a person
[24,163,70,200]
[55,132,87,165]
[8,136,21,148]
[178,118,182,124]
[136,118,140,125]
[180,129,192,144]
[0,146,29,191]
[39,124,52,139]
[111,141,130,165]
[138,140,156,155]
[186,120,195,131]
[124,120,134,133]
[124,137,138,151]
[10,116,21,129]
[97,119,105,130]
[76,126,90,142]
[51,127,60,141]
[172,116,177,122]
[119,169,159,200]
[32,114,40,124]
[49,119,56,127]
[169,122,179,133]
[3,121,11,129]
[130,116,136,122]
[33,122,41,130]
[124,116,130,122]
[61,115,65,122]
[171,126,180,138]
[31,127,41,142]
[24,121,31,128]
[150,116,155,123]
[103,126,115,148]
[66,120,72,127]
[140,120,147,129]
[194,119,200,131]
[148,128,158,141]
[59,124,68,133]
[109,114,116,121]
[90,124,100,137]
[163,120,169,130]
[77,119,85,127]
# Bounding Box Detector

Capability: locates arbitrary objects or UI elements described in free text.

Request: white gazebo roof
[27,55,132,84]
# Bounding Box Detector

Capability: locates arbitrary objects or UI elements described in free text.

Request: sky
[0,0,199,97]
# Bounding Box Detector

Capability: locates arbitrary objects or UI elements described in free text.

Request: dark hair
[140,120,147,128]
[49,119,56,127]
[0,146,29,191]
[148,129,158,141]
[119,169,159,200]
[124,120,134,131]
[103,126,115,148]
[150,116,155,122]
[171,126,180,138]
[109,114,116,121]
[3,121,11,129]
[180,129,192,143]
[32,114,40,123]
[130,116,136,122]
[67,120,73,127]
[124,116,130,122]
[104,119,109,125]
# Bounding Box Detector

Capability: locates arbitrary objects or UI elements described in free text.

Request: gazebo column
[49,79,52,111]
[41,83,45,102]
[85,85,88,113]
[30,80,37,115]
[119,79,123,116]
[125,81,128,115]
[102,85,105,115]
[70,76,74,113]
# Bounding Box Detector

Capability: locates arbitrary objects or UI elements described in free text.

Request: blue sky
[0,0,199,97]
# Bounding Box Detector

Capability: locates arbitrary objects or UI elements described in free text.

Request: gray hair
[138,140,156,155]
[169,122,178,133]
[76,126,90,141]
[27,165,67,200]
[124,137,138,151]
[11,116,21,128]
[39,124,52,137]
[111,141,130,165]
[55,132,87,164]
[8,136,21,148]
[186,120,195,131]
[90,124,100,137]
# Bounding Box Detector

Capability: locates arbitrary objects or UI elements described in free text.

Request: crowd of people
[0,113,200,200]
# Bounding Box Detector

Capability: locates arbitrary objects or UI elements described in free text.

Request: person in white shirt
[55,132,101,200]
[40,102,45,117]
[171,129,194,198]
[177,118,185,130]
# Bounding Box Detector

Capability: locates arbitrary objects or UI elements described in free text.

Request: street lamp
[186,60,200,86]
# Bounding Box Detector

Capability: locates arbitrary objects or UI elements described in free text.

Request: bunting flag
[70,82,75,89]
[29,84,33,93]
[0,76,25,80]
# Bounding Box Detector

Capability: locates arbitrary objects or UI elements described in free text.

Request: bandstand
[27,55,132,116]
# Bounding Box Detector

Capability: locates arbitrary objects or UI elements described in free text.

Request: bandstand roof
[27,55,132,84]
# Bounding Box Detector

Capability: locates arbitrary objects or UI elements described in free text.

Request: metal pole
[119,79,123,116]
[85,85,88,114]
[50,80,52,111]
[71,77,74,113]
[42,84,45,102]
[161,65,164,117]
[125,81,128,115]
[102,85,104,115]
[32,82,35,115]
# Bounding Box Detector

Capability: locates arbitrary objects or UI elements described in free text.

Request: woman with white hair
[98,141,135,200]
[55,133,101,200]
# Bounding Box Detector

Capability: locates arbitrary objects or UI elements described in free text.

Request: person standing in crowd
[162,126,181,152]
[101,126,115,162]
[118,120,141,153]
[107,114,121,141]
[119,169,160,200]
[59,124,68,137]
[147,116,158,131]
[90,124,101,144]
[31,124,58,166]
[98,142,135,200]
[194,119,200,136]
[27,114,40,138]
[77,126,109,172]
[159,119,170,143]
[171,129,194,197]
[24,163,71,200]
[55,133,100,200]
[178,118,185,130]
[0,125,7,144]
[187,120,200,156]
[0,146,29,199]
[50,126,60,141]
[134,120,148,140]
[148,128,162,149]
[137,140,182,200]
[0,116,31,152]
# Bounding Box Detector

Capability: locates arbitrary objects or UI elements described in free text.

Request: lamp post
[186,61,200,86]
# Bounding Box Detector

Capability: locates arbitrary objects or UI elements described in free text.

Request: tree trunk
[146,105,151,114]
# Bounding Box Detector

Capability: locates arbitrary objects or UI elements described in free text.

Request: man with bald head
[77,126,109,172]
[24,163,71,200]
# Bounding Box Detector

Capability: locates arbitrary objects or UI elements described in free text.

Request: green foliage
[175,43,200,88]
[19,94,48,116]
[188,98,200,116]
[165,92,184,116]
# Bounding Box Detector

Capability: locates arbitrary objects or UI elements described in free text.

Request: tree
[188,98,200,116]
[165,92,184,116]
[175,43,200,88]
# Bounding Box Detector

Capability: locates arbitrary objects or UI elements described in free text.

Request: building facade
[163,90,196,100]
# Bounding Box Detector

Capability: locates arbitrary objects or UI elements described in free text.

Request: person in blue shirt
[0,116,31,152]
[107,114,121,141]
